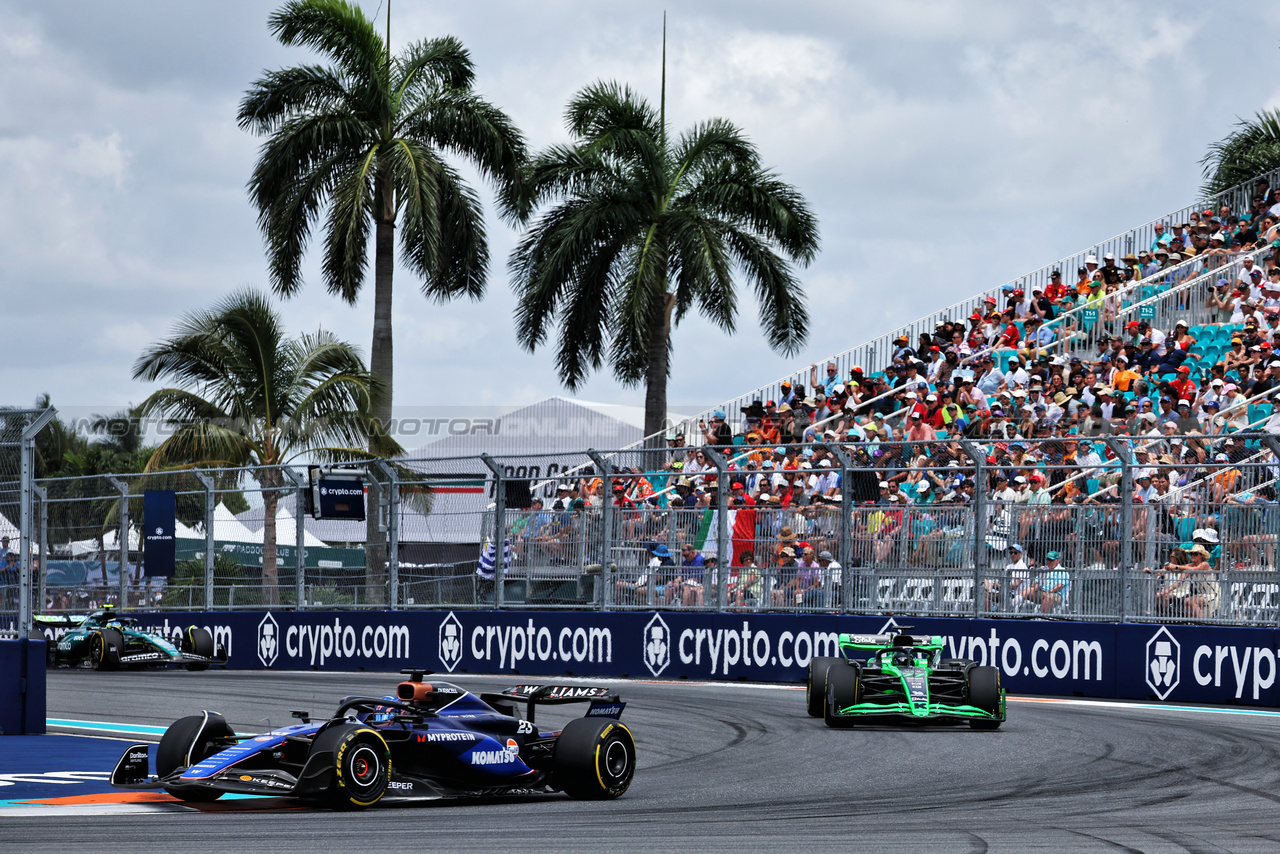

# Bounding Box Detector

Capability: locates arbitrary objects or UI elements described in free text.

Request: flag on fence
[476,537,513,580]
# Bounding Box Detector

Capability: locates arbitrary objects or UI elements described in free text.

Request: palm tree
[1201,109,1280,197]
[238,0,525,595]
[510,82,820,442]
[132,290,398,605]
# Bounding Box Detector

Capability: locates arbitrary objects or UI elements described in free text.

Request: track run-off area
[2,670,1280,853]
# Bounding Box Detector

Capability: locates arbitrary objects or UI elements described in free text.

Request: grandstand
[654,167,1280,444]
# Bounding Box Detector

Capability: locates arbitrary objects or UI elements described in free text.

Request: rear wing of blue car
[481,684,624,723]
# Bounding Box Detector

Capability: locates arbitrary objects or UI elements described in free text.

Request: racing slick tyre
[90,628,123,671]
[807,656,842,717]
[156,713,236,801]
[824,662,862,728]
[182,626,214,671]
[554,717,636,800]
[309,724,391,811]
[966,665,1003,730]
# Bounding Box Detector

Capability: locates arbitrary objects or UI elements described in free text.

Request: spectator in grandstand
[810,362,840,396]
[699,410,733,446]
[667,543,706,606]
[769,545,800,605]
[0,550,16,610]
[1018,550,1069,613]
[627,544,675,605]
[728,551,762,609]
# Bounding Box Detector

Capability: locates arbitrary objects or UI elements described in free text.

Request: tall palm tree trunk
[643,291,676,448]
[262,488,280,607]
[364,215,394,605]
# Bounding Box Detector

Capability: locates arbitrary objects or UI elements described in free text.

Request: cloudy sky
[4,0,1280,429]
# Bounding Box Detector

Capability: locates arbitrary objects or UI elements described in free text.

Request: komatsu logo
[469,749,517,766]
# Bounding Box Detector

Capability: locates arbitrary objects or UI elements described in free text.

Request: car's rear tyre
[310,724,391,811]
[183,626,214,671]
[156,713,235,801]
[554,717,636,800]
[91,628,123,671]
[967,665,1003,730]
[807,656,842,717]
[824,662,861,728]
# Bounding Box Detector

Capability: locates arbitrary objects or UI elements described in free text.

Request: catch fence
[7,435,1280,632]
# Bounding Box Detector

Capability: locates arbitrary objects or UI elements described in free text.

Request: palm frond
[1201,109,1280,197]
[268,0,388,97]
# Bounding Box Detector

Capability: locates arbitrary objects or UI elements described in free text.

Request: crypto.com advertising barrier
[36,610,1280,707]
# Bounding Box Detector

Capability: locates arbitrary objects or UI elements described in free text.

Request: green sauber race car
[807,629,1005,729]
[36,608,227,671]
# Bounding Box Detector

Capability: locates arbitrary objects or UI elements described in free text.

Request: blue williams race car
[110,670,635,809]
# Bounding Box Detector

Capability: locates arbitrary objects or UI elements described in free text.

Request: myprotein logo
[258,612,280,667]
[439,612,463,672]
[643,613,671,677]
[1146,626,1180,700]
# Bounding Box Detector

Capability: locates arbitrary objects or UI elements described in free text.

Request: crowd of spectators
[485,189,1280,619]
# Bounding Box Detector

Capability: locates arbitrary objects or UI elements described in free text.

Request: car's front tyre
[182,626,215,671]
[807,657,842,717]
[824,662,861,728]
[91,628,123,671]
[310,725,391,811]
[156,713,236,801]
[967,666,1003,730]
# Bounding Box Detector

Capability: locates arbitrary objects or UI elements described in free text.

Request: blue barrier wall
[0,639,47,735]
[32,611,1280,708]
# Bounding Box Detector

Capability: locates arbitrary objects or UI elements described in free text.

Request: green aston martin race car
[807,629,1004,729]
[36,608,226,671]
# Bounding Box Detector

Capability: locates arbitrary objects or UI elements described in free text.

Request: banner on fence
[143,490,176,578]
[32,610,1280,708]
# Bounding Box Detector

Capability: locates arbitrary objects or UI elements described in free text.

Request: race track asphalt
[7,668,1280,853]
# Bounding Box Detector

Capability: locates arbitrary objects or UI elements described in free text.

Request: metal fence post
[106,475,129,609]
[192,470,215,609]
[34,485,47,615]
[282,468,308,610]
[587,450,611,610]
[826,444,856,613]
[1260,435,1280,627]
[1104,436,1133,623]
[480,454,506,609]
[19,409,54,636]
[958,440,988,618]
[374,461,400,609]
[701,446,730,612]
